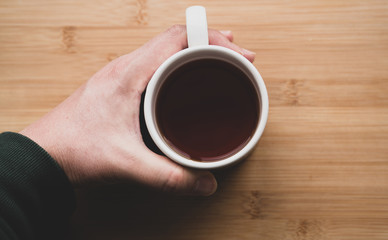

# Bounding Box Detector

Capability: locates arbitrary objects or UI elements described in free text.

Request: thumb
[131,149,218,196]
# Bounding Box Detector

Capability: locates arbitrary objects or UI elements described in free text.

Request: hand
[20,25,255,196]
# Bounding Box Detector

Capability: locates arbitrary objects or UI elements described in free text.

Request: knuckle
[162,167,185,193]
[166,24,185,36]
[97,56,124,81]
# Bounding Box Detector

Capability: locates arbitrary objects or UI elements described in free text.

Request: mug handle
[186,6,209,47]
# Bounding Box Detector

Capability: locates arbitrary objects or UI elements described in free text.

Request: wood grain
[1,0,388,239]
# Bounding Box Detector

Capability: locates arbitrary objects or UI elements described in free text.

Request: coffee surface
[156,59,259,162]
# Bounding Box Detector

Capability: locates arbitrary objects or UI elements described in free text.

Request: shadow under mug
[144,6,269,169]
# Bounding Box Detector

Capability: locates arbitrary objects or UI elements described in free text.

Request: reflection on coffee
[156,59,259,162]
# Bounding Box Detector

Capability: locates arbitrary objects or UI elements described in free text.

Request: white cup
[144,6,269,169]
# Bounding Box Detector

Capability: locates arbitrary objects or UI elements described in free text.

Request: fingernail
[241,48,256,57]
[194,175,217,196]
[220,30,232,36]
[220,30,233,41]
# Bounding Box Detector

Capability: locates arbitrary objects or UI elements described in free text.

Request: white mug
[144,6,269,169]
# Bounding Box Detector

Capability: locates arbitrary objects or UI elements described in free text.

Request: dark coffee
[156,59,259,162]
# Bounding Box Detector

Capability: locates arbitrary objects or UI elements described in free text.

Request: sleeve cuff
[0,132,76,239]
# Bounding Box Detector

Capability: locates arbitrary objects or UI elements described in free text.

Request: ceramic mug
[144,6,269,169]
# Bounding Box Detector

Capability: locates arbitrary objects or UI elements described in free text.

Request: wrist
[20,122,77,186]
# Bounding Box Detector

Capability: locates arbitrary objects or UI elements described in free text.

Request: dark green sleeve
[0,132,75,240]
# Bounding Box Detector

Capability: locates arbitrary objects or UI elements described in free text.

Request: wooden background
[1,0,388,239]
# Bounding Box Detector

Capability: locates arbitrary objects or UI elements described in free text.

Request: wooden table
[1,0,388,239]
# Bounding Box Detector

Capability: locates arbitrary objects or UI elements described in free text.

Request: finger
[220,30,233,42]
[113,25,255,91]
[116,25,188,91]
[129,148,217,196]
[208,29,256,63]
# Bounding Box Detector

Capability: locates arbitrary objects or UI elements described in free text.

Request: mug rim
[144,45,269,169]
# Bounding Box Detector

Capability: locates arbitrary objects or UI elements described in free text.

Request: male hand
[20,25,255,196]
